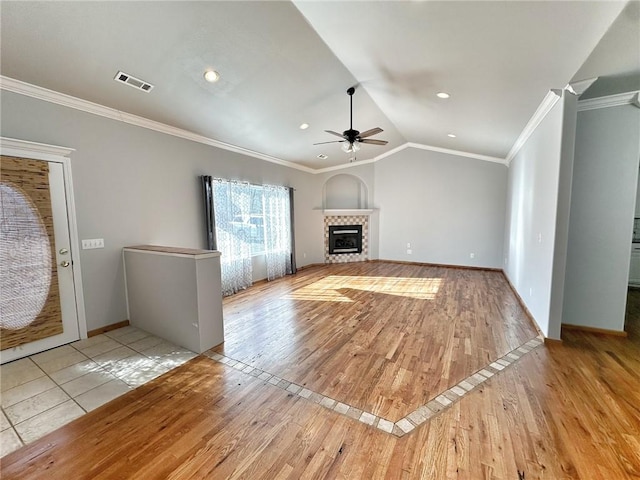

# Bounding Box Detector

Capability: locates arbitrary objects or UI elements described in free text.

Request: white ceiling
[1,1,637,170]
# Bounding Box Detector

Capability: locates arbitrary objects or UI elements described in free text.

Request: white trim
[0,137,75,160]
[60,154,88,339]
[315,156,378,174]
[578,90,640,112]
[314,142,506,174]
[0,76,315,174]
[405,142,506,165]
[0,137,88,342]
[122,247,221,259]
[3,75,512,175]
[323,209,375,216]
[568,77,598,95]
[505,89,563,166]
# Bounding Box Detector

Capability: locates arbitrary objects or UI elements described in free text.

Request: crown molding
[1,75,510,175]
[405,142,506,165]
[578,90,640,112]
[505,89,563,166]
[567,77,598,95]
[0,136,75,161]
[0,76,315,174]
[314,141,506,174]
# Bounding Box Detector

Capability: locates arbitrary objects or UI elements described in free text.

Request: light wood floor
[2,263,639,479]
[219,262,538,421]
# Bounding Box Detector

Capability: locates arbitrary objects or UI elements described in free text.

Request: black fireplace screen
[329,225,363,254]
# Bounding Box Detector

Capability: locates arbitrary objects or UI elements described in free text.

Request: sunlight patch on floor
[284,275,443,302]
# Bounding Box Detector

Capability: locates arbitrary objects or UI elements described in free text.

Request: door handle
[59,248,69,255]
[60,261,70,268]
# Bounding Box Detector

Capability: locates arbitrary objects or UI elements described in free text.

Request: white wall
[374,147,507,268]
[1,91,324,331]
[547,93,579,340]
[562,103,640,332]
[503,97,564,337]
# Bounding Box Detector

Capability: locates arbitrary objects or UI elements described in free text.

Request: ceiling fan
[314,87,388,154]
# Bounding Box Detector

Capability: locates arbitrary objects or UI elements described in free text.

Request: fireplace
[328,225,362,254]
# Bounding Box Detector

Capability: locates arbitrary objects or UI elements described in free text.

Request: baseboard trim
[544,337,563,345]
[561,323,628,337]
[88,320,130,337]
[372,259,502,272]
[295,263,325,271]
[500,271,545,338]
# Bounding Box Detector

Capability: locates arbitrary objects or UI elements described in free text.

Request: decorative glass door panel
[1,155,79,360]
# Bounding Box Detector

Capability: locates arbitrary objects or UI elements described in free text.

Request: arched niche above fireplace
[322,173,369,210]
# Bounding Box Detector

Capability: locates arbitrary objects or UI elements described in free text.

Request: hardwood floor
[219,262,539,421]
[2,263,639,479]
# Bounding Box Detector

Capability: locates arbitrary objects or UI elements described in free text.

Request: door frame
[0,137,88,347]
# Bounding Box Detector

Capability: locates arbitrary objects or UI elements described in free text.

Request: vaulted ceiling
[1,1,638,170]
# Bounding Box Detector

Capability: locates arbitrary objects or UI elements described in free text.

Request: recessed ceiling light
[437,92,450,99]
[299,123,309,130]
[204,70,220,83]
[447,133,457,138]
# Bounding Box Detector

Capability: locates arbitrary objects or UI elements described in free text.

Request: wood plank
[217,262,540,421]
[2,263,639,479]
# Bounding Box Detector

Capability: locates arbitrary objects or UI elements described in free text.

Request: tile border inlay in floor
[204,334,545,437]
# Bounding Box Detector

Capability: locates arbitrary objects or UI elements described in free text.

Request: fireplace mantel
[322,209,375,216]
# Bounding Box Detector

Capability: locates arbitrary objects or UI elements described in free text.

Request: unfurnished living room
[1,1,639,479]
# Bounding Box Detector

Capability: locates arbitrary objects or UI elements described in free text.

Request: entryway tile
[49,359,102,385]
[91,345,137,369]
[4,386,71,425]
[115,329,151,345]
[0,358,45,392]
[32,349,88,374]
[74,338,122,358]
[60,370,118,398]
[127,334,165,353]
[14,400,84,443]
[1,376,56,409]
[0,409,11,431]
[74,379,132,412]
[0,428,23,457]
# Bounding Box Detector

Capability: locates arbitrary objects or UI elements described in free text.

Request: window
[203,177,295,295]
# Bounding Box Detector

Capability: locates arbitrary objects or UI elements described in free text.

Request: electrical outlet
[407,242,411,249]
[537,233,542,243]
[407,249,412,255]
[82,238,104,249]
[470,252,475,259]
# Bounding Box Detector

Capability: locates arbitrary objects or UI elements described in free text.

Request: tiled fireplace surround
[324,214,369,263]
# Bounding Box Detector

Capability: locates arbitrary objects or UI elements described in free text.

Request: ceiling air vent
[317,154,328,160]
[114,71,154,93]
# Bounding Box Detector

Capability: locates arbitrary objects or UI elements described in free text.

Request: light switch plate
[82,238,104,249]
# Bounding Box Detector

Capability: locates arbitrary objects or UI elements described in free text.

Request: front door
[1,155,80,363]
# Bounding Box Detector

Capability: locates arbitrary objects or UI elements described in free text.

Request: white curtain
[263,184,292,281]
[212,179,253,295]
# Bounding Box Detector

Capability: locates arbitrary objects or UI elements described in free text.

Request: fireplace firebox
[328,225,363,254]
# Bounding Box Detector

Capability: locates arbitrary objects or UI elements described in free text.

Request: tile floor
[0,326,197,458]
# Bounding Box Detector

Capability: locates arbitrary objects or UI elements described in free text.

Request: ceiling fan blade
[325,130,346,138]
[358,127,383,138]
[313,140,345,145]
[360,139,388,145]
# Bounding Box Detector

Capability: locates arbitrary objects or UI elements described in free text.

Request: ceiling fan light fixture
[342,142,360,153]
[204,69,220,83]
